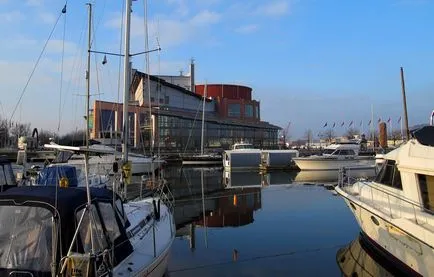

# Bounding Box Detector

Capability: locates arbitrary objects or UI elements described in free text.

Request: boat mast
[200,82,207,155]
[86,3,92,149]
[122,0,132,163]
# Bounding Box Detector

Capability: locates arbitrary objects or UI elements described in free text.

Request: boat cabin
[374,126,434,212]
[232,142,256,150]
[0,186,132,277]
[322,143,360,157]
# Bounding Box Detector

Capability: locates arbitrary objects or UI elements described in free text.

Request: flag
[349,121,353,127]
[397,116,401,123]
[387,117,391,123]
[323,122,327,128]
[377,117,381,123]
[340,121,345,127]
[368,120,372,126]
[332,122,336,128]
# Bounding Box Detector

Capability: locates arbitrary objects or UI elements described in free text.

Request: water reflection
[337,234,403,277]
[167,166,360,276]
[294,168,377,184]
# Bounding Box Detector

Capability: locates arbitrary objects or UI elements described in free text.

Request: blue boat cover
[35,165,79,187]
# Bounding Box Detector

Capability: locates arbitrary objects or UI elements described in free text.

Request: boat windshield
[323,149,335,155]
[233,144,254,150]
[0,205,53,272]
[0,163,15,186]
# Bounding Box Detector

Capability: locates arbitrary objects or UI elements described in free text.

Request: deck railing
[338,168,432,226]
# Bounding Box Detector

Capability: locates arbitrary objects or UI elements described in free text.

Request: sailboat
[51,1,164,176]
[0,1,175,276]
[182,83,222,165]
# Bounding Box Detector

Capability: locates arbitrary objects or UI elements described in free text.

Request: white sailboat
[0,1,175,276]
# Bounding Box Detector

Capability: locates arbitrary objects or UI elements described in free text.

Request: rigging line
[9,2,67,123]
[182,99,203,154]
[169,243,347,273]
[144,0,153,158]
[115,0,126,151]
[57,3,68,132]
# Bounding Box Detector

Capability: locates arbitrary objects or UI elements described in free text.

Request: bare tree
[10,122,31,140]
[345,128,360,139]
[304,129,313,148]
[322,128,335,143]
[0,118,9,148]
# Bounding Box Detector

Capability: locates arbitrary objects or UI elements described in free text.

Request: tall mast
[200,82,207,155]
[86,3,92,149]
[122,0,132,162]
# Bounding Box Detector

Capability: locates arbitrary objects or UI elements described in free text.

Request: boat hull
[293,157,374,170]
[336,186,433,276]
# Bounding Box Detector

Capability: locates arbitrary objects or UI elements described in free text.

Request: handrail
[338,168,432,224]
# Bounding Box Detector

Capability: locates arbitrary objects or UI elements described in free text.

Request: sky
[0,0,433,140]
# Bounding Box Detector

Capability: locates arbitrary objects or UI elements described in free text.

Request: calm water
[163,166,395,277]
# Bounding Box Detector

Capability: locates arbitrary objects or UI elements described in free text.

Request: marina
[1,0,434,276]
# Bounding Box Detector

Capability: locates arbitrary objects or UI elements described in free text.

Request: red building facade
[195,84,260,122]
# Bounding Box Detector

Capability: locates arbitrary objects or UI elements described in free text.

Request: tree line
[0,117,86,148]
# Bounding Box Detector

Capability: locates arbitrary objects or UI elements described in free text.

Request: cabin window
[375,160,402,190]
[98,203,121,242]
[418,174,434,212]
[76,205,108,253]
[323,149,334,155]
[0,206,53,271]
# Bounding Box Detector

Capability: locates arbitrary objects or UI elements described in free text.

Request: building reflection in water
[337,233,416,277]
[167,166,264,251]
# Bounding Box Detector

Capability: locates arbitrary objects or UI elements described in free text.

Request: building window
[165,96,169,104]
[245,104,253,117]
[151,97,155,102]
[159,98,164,104]
[255,105,259,119]
[228,103,241,117]
[100,109,115,138]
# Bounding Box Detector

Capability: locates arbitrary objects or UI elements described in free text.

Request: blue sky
[0,0,433,139]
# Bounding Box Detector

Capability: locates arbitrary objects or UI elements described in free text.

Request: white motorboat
[292,142,375,170]
[335,125,434,276]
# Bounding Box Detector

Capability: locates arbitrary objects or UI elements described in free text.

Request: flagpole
[371,104,374,151]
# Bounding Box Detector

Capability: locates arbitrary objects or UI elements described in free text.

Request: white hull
[66,156,164,175]
[114,197,175,276]
[336,186,434,276]
[293,157,374,171]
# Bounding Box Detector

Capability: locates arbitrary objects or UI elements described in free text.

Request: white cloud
[234,24,259,34]
[38,12,56,24]
[165,0,189,16]
[190,10,221,25]
[26,0,43,7]
[254,1,290,17]
[0,10,25,22]
[46,40,78,54]
[105,9,221,49]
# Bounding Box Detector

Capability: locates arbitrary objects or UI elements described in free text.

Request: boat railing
[338,168,431,226]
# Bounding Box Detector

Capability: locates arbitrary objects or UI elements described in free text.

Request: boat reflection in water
[294,168,377,184]
[337,233,414,277]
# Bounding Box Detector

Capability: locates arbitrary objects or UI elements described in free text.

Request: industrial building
[90,62,280,153]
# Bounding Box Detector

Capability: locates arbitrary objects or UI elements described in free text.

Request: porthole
[371,216,380,226]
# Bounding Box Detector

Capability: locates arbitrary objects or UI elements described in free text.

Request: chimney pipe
[190,58,195,93]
